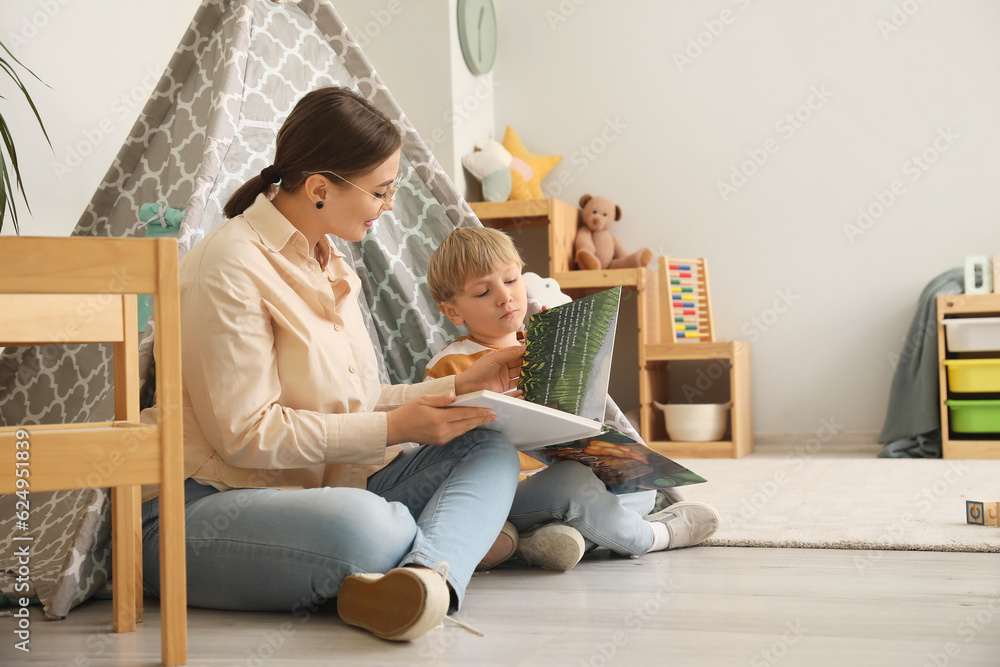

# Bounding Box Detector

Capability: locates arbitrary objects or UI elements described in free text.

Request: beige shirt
[141,194,454,501]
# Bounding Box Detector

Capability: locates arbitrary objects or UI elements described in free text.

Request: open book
[451,287,706,493]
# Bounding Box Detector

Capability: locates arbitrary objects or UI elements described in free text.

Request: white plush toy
[461,139,534,202]
[522,272,572,311]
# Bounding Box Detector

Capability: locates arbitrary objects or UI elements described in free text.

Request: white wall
[493,0,1000,436]
[1,0,203,238]
[6,1,998,438]
[1,0,495,232]
[333,0,496,197]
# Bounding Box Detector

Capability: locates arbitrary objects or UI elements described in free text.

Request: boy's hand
[455,344,524,396]
[386,393,497,446]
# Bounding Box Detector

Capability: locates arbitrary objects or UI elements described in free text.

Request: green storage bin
[945,399,1000,433]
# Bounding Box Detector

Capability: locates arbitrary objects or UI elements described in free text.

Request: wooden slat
[647,440,735,458]
[154,239,188,666]
[0,236,158,294]
[470,199,551,220]
[111,485,140,633]
[551,268,643,290]
[942,440,1000,458]
[937,293,1000,315]
[645,341,736,361]
[112,294,143,632]
[0,294,128,344]
[546,199,578,276]
[0,425,161,492]
[730,341,754,458]
[114,296,140,422]
[0,422,117,431]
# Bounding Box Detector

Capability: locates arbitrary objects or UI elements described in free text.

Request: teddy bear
[574,194,654,271]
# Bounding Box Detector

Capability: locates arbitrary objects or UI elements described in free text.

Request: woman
[139,87,523,641]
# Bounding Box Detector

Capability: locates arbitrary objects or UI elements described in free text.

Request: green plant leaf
[0,38,51,234]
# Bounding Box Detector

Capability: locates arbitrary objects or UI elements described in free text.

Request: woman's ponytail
[223,175,273,219]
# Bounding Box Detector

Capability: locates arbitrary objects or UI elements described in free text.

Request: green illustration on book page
[519,287,621,421]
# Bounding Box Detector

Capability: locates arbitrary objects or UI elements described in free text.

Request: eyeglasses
[307,171,402,216]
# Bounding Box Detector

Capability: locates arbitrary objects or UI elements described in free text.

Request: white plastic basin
[653,401,731,442]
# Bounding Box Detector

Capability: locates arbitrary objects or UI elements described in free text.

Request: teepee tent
[0,0,655,618]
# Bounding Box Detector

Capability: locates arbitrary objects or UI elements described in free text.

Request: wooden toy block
[966,500,1000,526]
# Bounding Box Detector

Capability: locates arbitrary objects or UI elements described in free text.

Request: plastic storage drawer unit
[943,318,1000,352]
[943,359,1000,393]
[945,399,1000,433]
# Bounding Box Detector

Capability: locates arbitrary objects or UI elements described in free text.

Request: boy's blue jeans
[140,429,520,612]
[508,461,658,556]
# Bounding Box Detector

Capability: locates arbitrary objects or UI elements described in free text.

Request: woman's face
[327,149,402,243]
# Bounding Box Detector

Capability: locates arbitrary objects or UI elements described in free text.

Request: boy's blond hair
[427,227,524,303]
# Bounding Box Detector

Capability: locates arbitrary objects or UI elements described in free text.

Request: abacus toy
[660,257,715,343]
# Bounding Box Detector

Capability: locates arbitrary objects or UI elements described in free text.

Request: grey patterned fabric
[0,0,658,619]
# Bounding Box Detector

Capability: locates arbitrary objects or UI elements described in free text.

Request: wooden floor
[4,442,1000,666]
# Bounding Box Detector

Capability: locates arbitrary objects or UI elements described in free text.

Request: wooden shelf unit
[936,293,1000,459]
[471,198,754,457]
[638,259,753,458]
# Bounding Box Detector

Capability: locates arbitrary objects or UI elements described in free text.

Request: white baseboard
[754,430,880,446]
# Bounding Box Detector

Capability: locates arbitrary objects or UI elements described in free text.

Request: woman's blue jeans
[140,428,520,612]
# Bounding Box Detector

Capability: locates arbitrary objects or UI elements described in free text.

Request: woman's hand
[454,344,524,396]
[386,393,497,446]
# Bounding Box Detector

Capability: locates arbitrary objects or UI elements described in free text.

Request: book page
[520,287,620,421]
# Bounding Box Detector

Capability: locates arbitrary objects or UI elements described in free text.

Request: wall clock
[457,0,497,75]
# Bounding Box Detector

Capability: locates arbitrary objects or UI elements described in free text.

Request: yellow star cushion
[509,167,532,201]
[502,126,562,200]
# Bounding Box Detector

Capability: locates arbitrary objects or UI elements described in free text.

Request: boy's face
[439,262,527,346]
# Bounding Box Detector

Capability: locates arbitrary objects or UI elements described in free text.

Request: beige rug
[675,456,1000,552]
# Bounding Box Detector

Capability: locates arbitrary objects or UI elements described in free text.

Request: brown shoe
[337,564,450,641]
[476,521,519,571]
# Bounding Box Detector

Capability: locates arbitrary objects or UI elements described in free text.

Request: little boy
[425,227,720,571]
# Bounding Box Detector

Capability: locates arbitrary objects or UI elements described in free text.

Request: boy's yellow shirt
[425,332,545,474]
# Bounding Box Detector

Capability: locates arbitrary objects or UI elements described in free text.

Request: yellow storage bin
[943,359,1000,393]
